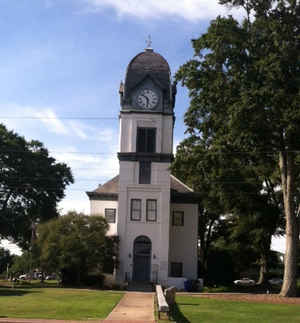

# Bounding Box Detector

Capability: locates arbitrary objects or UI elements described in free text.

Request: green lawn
[0,287,123,320]
[159,296,300,323]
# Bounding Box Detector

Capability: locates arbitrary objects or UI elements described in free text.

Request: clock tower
[87,45,198,288]
[117,46,177,284]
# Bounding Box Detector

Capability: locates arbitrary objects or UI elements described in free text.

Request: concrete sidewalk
[0,320,103,323]
[0,292,156,323]
[105,292,155,323]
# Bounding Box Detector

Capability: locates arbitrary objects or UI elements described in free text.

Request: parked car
[45,274,56,280]
[233,277,255,286]
[19,274,28,280]
[268,278,283,285]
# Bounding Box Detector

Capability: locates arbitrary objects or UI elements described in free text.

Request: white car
[268,278,283,285]
[19,274,28,280]
[234,277,255,286]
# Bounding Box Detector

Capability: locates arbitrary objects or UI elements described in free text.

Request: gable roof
[93,175,119,194]
[86,174,200,203]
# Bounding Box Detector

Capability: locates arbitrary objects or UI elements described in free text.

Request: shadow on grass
[0,288,41,296]
[0,281,60,289]
[169,302,190,323]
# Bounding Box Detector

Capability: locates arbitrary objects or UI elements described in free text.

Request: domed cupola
[119,47,176,114]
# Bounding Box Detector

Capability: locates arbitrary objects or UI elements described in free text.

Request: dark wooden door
[133,236,151,281]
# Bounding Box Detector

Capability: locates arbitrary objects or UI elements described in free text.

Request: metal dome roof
[124,49,171,97]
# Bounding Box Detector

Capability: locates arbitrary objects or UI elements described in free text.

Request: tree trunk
[279,151,299,297]
[257,254,267,285]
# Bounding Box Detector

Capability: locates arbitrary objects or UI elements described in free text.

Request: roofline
[170,174,194,192]
[86,192,118,201]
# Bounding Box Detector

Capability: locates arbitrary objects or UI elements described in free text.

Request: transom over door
[132,235,151,281]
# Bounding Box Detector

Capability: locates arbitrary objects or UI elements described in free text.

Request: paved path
[0,320,103,323]
[105,292,155,323]
[0,292,156,323]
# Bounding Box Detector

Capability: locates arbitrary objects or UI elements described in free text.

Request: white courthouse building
[87,46,199,288]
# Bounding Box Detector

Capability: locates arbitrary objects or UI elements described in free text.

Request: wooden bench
[156,285,169,319]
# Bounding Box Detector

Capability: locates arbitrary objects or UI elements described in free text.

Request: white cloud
[0,104,119,143]
[271,236,285,254]
[0,239,22,256]
[58,199,90,215]
[68,120,88,139]
[96,128,117,143]
[85,0,243,21]
[173,138,181,154]
[34,109,69,135]
[51,146,119,180]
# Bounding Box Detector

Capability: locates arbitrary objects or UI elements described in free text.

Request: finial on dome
[145,35,153,51]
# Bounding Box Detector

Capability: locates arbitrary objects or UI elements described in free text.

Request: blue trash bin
[184,279,192,292]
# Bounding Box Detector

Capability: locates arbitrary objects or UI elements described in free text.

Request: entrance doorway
[132,235,151,281]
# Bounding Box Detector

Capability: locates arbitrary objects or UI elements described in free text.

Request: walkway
[0,320,103,323]
[0,292,156,323]
[105,292,155,323]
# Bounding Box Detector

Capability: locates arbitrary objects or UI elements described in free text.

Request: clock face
[137,89,159,109]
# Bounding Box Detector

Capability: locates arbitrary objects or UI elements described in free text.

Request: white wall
[117,111,173,284]
[119,113,173,154]
[169,203,198,279]
[117,160,171,284]
[90,200,118,236]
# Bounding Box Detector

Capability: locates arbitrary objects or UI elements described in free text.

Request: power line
[1,149,300,155]
[0,116,118,120]
[0,150,117,155]
[0,178,111,182]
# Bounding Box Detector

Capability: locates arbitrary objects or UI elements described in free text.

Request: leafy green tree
[9,251,34,278]
[0,247,13,276]
[176,0,300,296]
[172,135,282,284]
[172,137,226,277]
[0,124,73,249]
[34,211,110,286]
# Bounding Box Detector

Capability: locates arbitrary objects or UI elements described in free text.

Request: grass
[0,279,60,288]
[158,295,300,323]
[202,284,281,294]
[0,287,123,320]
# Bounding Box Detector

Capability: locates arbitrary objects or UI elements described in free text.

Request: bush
[81,274,104,288]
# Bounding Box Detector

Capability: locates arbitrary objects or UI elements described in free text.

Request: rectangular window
[131,199,141,221]
[172,211,184,226]
[105,208,116,223]
[136,128,156,153]
[146,199,157,222]
[139,161,151,184]
[170,262,183,277]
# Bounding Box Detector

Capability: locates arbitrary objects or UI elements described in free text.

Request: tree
[0,124,73,249]
[171,137,226,278]
[34,211,111,286]
[9,251,34,278]
[0,247,13,276]
[176,0,300,296]
[172,136,283,283]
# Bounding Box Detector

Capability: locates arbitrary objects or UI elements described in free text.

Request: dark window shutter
[147,128,156,153]
[137,128,156,153]
[137,128,146,152]
[170,262,183,277]
[139,161,151,184]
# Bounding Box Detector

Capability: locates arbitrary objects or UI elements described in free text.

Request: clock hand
[142,94,149,107]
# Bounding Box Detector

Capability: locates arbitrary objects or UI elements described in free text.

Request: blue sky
[0,0,284,254]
